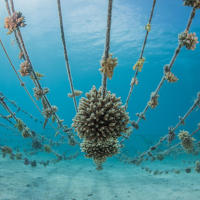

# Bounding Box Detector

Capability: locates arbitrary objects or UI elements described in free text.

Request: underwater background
[0,0,200,200]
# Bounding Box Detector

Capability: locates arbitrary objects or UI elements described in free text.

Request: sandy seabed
[0,156,199,200]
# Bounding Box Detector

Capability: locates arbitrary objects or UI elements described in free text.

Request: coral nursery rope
[5,0,25,61]
[8,0,68,129]
[102,0,113,97]
[125,0,157,110]
[56,0,78,112]
[134,92,200,163]
[134,7,197,126]
[0,39,42,115]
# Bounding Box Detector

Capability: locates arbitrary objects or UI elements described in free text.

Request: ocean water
[0,0,200,199]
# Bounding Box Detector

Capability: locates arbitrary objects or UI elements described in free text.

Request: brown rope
[132,7,197,128]
[56,0,78,112]
[101,0,113,97]
[0,39,42,114]
[125,0,157,110]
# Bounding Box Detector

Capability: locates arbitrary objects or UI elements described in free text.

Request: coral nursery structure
[0,0,199,173]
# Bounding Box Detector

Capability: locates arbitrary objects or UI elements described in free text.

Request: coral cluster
[179,31,199,50]
[42,106,57,119]
[19,61,31,76]
[99,54,118,79]
[72,86,129,169]
[164,65,178,83]
[195,160,200,173]
[73,86,129,142]
[68,90,83,98]
[33,87,49,100]
[4,12,26,34]
[133,57,145,72]
[81,138,119,169]
[178,130,195,153]
[15,118,32,138]
[148,92,159,109]
[183,0,200,8]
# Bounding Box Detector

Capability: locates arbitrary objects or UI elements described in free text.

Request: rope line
[56,0,78,112]
[101,0,113,97]
[125,0,157,110]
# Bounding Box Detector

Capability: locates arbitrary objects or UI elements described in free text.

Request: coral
[148,92,159,109]
[130,77,138,86]
[44,145,52,153]
[183,0,200,8]
[42,105,57,119]
[19,51,25,60]
[133,57,145,72]
[1,146,12,154]
[164,65,178,83]
[80,138,119,169]
[72,86,129,142]
[99,54,118,79]
[178,130,195,152]
[33,87,49,100]
[15,118,25,132]
[30,72,44,81]
[179,31,199,50]
[195,160,200,173]
[145,23,151,32]
[68,90,83,98]
[4,12,26,34]
[19,61,31,76]
[22,127,32,138]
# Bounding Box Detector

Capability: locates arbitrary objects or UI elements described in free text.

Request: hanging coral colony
[0,0,200,171]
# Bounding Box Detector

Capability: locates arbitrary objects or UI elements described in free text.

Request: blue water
[0,0,200,199]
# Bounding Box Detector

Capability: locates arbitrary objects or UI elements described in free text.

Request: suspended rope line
[0,39,42,115]
[101,0,113,97]
[5,0,25,60]
[132,92,200,165]
[2,93,43,124]
[6,0,77,145]
[157,123,200,158]
[0,113,15,125]
[131,7,198,128]
[125,0,157,110]
[56,0,78,112]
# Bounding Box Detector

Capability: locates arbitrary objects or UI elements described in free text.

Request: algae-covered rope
[102,0,113,97]
[56,0,78,112]
[8,0,72,135]
[5,0,25,60]
[133,92,200,164]
[125,0,157,110]
[134,7,197,126]
[0,39,42,115]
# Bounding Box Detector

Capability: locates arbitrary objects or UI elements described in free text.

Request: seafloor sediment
[0,156,199,200]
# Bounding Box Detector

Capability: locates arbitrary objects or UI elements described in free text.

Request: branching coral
[42,106,57,119]
[72,86,129,142]
[195,160,200,173]
[133,57,145,72]
[183,0,200,8]
[178,130,195,153]
[80,138,119,170]
[99,54,118,79]
[179,31,199,50]
[164,65,178,83]
[4,12,26,34]
[148,92,159,109]
[68,90,83,98]
[19,61,31,76]
[33,87,49,100]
